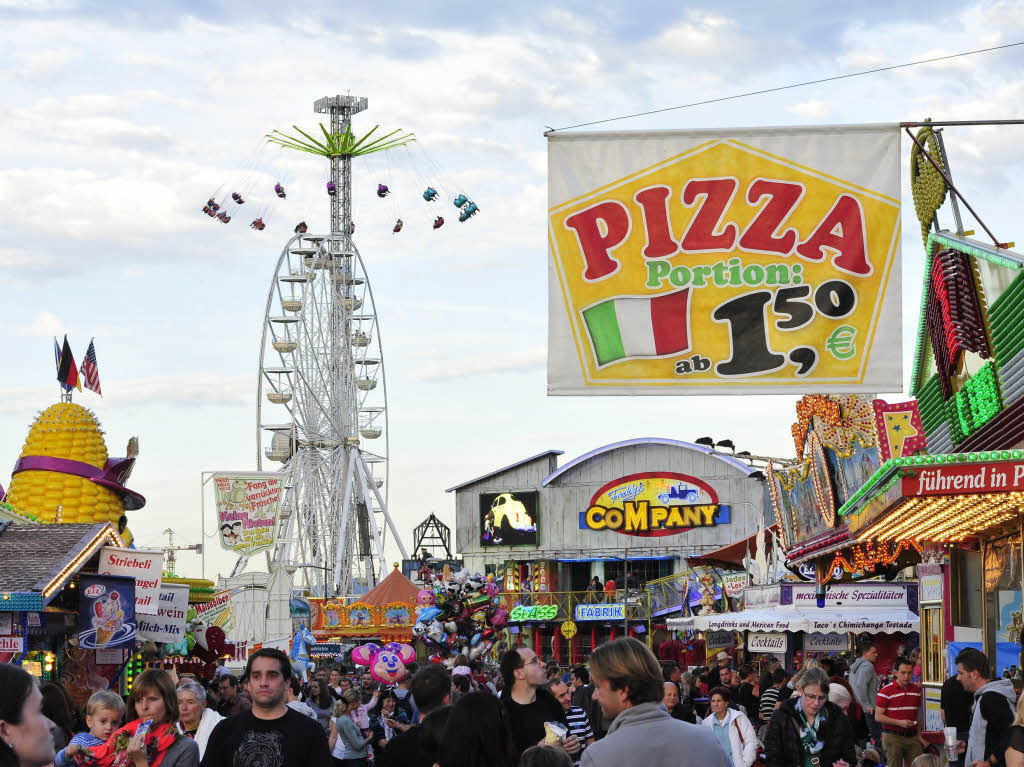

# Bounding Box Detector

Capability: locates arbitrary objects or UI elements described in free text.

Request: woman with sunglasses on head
[763,667,855,767]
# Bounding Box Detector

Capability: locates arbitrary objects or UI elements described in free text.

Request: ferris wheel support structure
[255,94,409,598]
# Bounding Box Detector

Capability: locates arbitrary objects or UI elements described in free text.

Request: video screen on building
[479,491,539,547]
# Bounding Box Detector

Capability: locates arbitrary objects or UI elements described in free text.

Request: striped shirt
[566,705,594,764]
[876,681,921,735]
[759,686,782,722]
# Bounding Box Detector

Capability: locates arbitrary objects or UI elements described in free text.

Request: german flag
[56,335,82,392]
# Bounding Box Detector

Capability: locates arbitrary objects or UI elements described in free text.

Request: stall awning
[668,607,918,634]
[688,525,779,569]
[790,607,919,633]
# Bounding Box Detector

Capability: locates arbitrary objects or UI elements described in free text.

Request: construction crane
[154,528,202,577]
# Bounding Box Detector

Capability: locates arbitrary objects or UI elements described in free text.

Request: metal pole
[904,127,1009,248]
[934,129,965,236]
[356,461,387,586]
[332,449,358,596]
[201,472,205,580]
[358,453,409,559]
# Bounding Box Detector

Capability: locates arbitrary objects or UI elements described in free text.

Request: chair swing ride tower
[256,94,411,597]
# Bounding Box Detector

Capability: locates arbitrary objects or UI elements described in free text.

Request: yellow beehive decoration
[6,403,122,524]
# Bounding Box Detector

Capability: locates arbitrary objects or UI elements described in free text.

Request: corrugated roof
[362,566,419,606]
[0,522,121,597]
[543,438,757,486]
[445,450,563,492]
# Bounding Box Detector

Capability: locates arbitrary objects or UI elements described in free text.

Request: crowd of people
[4,639,1024,767]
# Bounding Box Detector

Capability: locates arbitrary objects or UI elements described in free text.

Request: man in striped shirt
[875,657,925,767]
[758,668,787,725]
[548,679,595,764]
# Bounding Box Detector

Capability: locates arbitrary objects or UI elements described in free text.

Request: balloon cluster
[412,566,506,659]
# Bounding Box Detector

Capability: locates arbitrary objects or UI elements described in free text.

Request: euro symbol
[825,325,857,360]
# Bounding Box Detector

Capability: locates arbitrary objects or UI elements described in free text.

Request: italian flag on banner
[581,288,691,366]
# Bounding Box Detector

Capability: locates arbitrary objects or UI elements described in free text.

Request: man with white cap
[704,651,732,691]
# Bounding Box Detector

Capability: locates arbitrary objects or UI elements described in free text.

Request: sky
[1,0,1024,585]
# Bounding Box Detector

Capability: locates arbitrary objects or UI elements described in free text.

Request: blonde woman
[786,659,822,699]
[329,690,372,767]
[1005,692,1024,767]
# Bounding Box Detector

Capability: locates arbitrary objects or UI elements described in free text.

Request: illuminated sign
[902,460,1024,497]
[578,472,729,537]
[480,491,540,547]
[574,603,625,621]
[509,604,558,621]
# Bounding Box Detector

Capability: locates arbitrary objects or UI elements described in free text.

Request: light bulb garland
[822,539,925,583]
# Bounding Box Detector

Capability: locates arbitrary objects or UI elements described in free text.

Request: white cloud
[2,0,1024,580]
[411,347,546,381]
[0,374,251,416]
[788,99,831,120]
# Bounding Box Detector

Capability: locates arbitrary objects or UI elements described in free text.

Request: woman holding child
[65,669,199,767]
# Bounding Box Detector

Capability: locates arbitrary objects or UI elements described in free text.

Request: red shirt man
[604,579,616,594]
[875,657,925,767]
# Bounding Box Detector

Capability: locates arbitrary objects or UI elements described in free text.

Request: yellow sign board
[547,128,902,394]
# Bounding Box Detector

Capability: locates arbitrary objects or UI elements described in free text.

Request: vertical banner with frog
[213,473,283,556]
[548,125,901,395]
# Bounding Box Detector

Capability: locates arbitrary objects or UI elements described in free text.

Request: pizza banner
[547,125,902,395]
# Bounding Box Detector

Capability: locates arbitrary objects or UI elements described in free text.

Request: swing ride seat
[423,187,438,201]
[453,194,468,208]
[433,216,445,229]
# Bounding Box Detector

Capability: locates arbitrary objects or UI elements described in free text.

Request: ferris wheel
[254,95,409,598]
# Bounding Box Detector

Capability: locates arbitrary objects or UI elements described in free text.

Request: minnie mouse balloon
[351,642,416,685]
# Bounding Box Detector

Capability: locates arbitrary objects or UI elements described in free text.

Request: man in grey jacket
[580,638,731,767]
[955,647,1016,767]
[850,641,881,749]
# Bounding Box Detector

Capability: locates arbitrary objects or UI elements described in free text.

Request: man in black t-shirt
[941,674,973,767]
[736,664,759,721]
[500,647,578,761]
[201,648,330,767]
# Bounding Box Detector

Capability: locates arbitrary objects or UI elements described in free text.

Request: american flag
[80,340,102,396]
